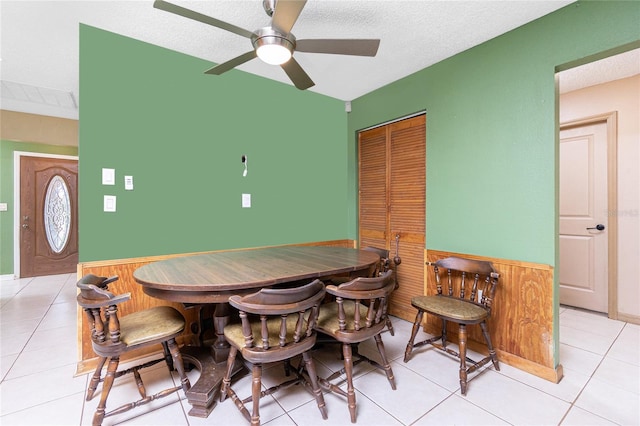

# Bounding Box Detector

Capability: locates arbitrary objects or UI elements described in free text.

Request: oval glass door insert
[44,175,71,253]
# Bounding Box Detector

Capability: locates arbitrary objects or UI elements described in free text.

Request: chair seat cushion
[224,314,308,349]
[411,295,488,322]
[120,306,185,347]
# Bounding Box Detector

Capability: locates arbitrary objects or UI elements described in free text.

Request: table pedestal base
[181,346,247,418]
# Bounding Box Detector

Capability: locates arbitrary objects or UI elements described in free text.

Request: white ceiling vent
[1,80,78,119]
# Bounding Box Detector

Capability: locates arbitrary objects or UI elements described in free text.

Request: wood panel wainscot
[75,240,355,376]
[422,250,562,384]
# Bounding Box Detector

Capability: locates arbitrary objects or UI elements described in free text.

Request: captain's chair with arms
[362,245,399,335]
[314,269,397,423]
[77,274,191,426]
[220,279,328,426]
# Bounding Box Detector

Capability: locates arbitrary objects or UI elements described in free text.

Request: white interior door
[559,122,608,312]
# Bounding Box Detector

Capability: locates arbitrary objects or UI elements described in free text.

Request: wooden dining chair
[362,246,399,335]
[314,269,397,423]
[362,246,391,276]
[76,274,191,426]
[220,279,328,426]
[403,256,500,395]
[326,246,399,335]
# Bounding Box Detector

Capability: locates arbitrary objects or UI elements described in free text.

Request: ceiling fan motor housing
[252,27,296,51]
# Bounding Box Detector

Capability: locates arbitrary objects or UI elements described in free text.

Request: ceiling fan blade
[281,58,314,90]
[296,39,381,57]
[271,0,307,34]
[204,51,257,75]
[154,0,255,39]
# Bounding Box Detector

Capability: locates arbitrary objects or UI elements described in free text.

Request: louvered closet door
[359,126,388,250]
[358,114,426,322]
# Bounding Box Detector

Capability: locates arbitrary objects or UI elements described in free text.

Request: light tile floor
[1,273,639,425]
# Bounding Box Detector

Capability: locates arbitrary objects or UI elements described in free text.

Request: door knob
[22,223,29,229]
[586,224,605,231]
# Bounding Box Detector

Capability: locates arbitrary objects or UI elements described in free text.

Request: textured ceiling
[1,0,636,120]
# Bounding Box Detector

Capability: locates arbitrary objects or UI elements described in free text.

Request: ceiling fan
[154,0,380,90]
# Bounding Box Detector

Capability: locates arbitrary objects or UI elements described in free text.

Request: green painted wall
[79,26,347,262]
[0,141,78,275]
[348,1,640,266]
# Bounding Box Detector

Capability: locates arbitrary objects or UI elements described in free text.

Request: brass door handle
[394,234,402,265]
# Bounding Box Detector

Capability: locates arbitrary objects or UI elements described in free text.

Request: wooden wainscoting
[75,240,354,375]
[422,250,562,383]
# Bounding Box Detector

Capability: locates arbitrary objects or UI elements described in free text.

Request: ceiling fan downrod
[262,0,276,17]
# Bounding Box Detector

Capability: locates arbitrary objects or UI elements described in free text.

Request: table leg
[181,346,246,418]
[212,302,231,363]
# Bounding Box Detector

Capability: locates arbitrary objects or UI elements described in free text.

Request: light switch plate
[102,168,115,185]
[0,203,7,212]
[104,195,116,212]
[242,193,251,208]
[124,175,134,190]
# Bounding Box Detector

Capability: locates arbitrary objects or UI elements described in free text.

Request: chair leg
[161,341,175,372]
[222,347,252,424]
[133,367,146,398]
[386,316,395,336]
[250,364,262,426]
[167,338,191,392]
[86,357,107,401]
[441,319,448,350]
[93,357,119,426]
[283,359,292,376]
[342,343,357,423]
[373,334,396,390]
[302,352,328,420]
[404,309,424,362]
[220,346,238,402]
[480,321,500,371]
[458,324,468,395]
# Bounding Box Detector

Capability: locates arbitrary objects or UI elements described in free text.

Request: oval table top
[133,245,380,303]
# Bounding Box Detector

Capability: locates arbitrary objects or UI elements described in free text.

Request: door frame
[13,151,79,278]
[559,112,618,319]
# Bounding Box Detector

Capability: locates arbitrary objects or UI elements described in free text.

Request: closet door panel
[359,126,388,249]
[358,115,426,322]
[389,116,426,319]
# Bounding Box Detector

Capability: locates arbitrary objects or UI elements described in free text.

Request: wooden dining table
[133,245,380,417]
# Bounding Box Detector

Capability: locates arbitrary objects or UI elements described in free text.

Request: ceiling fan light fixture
[256,42,292,65]
[253,28,294,65]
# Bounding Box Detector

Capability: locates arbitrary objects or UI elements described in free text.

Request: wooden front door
[358,114,426,321]
[559,121,609,313]
[20,156,78,277]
